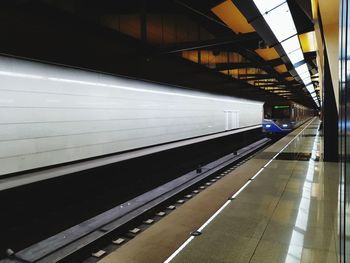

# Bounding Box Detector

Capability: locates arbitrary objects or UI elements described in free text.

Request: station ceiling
[0,0,319,107]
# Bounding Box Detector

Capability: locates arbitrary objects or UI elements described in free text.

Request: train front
[262,104,293,133]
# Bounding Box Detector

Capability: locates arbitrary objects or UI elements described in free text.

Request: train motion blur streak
[0,55,263,177]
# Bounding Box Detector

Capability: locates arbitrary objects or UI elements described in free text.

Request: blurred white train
[0,55,264,177]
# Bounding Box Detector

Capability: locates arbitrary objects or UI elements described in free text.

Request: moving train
[0,55,263,176]
[0,55,314,178]
[262,101,314,134]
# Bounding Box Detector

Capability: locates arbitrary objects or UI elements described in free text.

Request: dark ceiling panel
[288,0,314,34]
[0,0,317,107]
[160,32,261,53]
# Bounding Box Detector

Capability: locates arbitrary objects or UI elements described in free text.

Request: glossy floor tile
[172,119,339,263]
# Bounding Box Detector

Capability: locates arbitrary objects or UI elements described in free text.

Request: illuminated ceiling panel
[259,2,297,42]
[252,0,319,106]
[299,31,317,52]
[253,0,286,14]
[255,47,280,60]
[211,0,254,33]
[274,64,288,73]
[181,51,198,63]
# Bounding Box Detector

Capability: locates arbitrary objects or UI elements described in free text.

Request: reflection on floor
[171,120,339,263]
[99,120,339,263]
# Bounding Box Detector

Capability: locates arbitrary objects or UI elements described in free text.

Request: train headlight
[282,124,288,127]
[265,124,271,128]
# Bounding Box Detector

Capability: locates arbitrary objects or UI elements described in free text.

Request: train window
[271,105,290,119]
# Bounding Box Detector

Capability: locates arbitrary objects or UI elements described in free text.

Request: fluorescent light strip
[307,88,314,94]
[253,0,315,97]
[288,49,304,65]
[298,70,309,78]
[253,0,286,14]
[295,64,309,76]
[262,3,297,42]
[306,85,314,93]
[282,36,301,55]
[302,77,312,85]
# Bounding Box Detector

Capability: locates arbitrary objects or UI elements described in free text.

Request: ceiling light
[262,3,297,42]
[281,36,300,55]
[306,85,314,93]
[299,72,310,80]
[287,49,304,65]
[302,75,312,83]
[253,0,286,14]
[252,0,315,101]
[295,63,309,74]
[302,78,312,86]
[302,75,311,81]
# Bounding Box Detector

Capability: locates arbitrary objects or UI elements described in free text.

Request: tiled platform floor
[100,119,339,263]
[172,120,339,263]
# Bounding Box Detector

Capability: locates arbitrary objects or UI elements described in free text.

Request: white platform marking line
[163,236,195,263]
[230,181,251,199]
[251,168,264,180]
[163,118,315,262]
[262,118,315,169]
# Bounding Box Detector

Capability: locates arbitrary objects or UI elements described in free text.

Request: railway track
[1,136,271,263]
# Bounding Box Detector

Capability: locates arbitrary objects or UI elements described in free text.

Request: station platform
[99,118,339,263]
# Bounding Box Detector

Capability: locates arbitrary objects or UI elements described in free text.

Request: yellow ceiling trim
[299,31,317,52]
[211,0,254,33]
[181,51,198,63]
[220,70,230,75]
[311,0,318,19]
[255,47,280,60]
[274,64,288,73]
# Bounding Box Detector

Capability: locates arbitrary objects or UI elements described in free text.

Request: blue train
[262,101,314,134]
